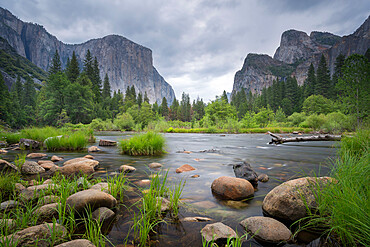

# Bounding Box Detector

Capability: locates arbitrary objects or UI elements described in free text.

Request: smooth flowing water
[92,132,338,246]
[4,132,339,246]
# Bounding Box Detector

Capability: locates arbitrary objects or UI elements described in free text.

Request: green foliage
[287,112,306,126]
[0,172,20,202]
[253,106,274,127]
[49,50,62,75]
[315,55,332,98]
[302,95,334,115]
[322,112,355,134]
[127,102,155,128]
[119,131,166,156]
[44,132,88,151]
[295,129,369,246]
[300,114,327,130]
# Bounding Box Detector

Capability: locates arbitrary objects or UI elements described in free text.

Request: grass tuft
[119,132,166,156]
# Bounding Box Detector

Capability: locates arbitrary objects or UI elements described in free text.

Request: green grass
[119,131,166,156]
[44,132,89,151]
[163,127,311,134]
[294,129,370,246]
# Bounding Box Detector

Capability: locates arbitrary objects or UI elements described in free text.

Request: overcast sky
[2,0,369,101]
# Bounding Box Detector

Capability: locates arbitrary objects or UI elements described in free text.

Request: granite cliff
[0,7,175,104]
[233,16,369,96]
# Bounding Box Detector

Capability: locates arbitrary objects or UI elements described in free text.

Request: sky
[2,0,369,102]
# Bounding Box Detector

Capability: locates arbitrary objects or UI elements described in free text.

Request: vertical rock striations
[0,7,175,104]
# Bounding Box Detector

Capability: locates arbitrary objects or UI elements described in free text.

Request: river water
[4,132,339,246]
[91,132,338,246]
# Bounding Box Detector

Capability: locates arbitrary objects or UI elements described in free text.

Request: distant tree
[0,73,13,125]
[331,54,345,98]
[315,55,331,98]
[284,77,300,115]
[221,90,228,103]
[23,76,36,108]
[91,57,102,102]
[137,92,143,107]
[179,92,191,122]
[49,50,62,75]
[83,49,94,80]
[302,95,334,115]
[102,73,111,99]
[160,97,169,119]
[169,98,179,120]
[205,97,237,124]
[66,51,80,83]
[304,63,316,98]
[192,97,205,120]
[144,91,149,103]
[337,54,370,127]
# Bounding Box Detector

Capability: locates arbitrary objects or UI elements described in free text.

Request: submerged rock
[99,139,117,146]
[148,162,162,168]
[88,146,100,152]
[233,162,258,187]
[59,163,94,176]
[176,164,196,173]
[258,173,269,182]
[182,216,213,222]
[240,216,292,245]
[63,158,99,169]
[119,165,136,173]
[211,176,254,200]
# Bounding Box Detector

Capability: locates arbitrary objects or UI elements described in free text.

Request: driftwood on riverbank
[268,131,341,145]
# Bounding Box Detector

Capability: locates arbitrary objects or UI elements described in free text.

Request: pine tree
[160,97,169,119]
[304,63,316,98]
[0,73,13,125]
[144,92,149,103]
[49,50,62,75]
[23,76,36,108]
[221,90,228,103]
[102,73,111,99]
[83,49,94,80]
[315,55,331,98]
[179,92,191,121]
[332,54,345,98]
[92,57,102,102]
[67,51,80,83]
[137,92,143,107]
[170,98,179,120]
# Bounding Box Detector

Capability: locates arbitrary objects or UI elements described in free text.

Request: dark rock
[211,176,254,200]
[200,222,237,243]
[240,216,292,245]
[20,138,41,149]
[21,161,45,175]
[233,162,258,187]
[66,189,117,213]
[92,207,116,232]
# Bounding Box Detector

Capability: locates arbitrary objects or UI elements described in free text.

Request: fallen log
[268,131,341,145]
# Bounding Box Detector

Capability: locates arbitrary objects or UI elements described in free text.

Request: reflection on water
[3,132,339,246]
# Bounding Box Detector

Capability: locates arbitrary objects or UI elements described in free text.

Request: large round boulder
[59,163,95,176]
[21,161,45,175]
[240,216,291,245]
[200,222,237,243]
[211,176,254,200]
[66,189,117,213]
[262,177,333,222]
[35,203,59,222]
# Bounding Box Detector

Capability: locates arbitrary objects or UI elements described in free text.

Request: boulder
[0,200,19,212]
[63,158,99,169]
[39,195,59,205]
[88,146,100,152]
[92,207,116,231]
[90,182,110,193]
[99,139,117,146]
[137,179,151,187]
[262,177,334,222]
[0,149,7,154]
[119,165,136,173]
[0,219,16,231]
[258,173,269,182]
[19,184,58,202]
[1,223,67,247]
[39,162,58,170]
[20,138,41,149]
[176,164,196,173]
[233,162,258,187]
[156,197,171,212]
[15,183,26,193]
[21,161,45,175]
[26,153,47,159]
[211,176,254,200]
[0,159,18,172]
[148,162,162,168]
[51,155,63,162]
[84,155,95,159]
[59,163,95,176]
[240,216,292,245]
[35,203,59,222]
[200,222,237,243]
[54,239,96,247]
[66,189,117,213]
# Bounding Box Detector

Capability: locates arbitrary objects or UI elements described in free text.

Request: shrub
[113,113,135,131]
[299,114,327,130]
[119,132,166,156]
[322,112,355,134]
[287,112,306,126]
[302,95,334,115]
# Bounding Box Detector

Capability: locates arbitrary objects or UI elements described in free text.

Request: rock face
[211,176,254,200]
[240,216,291,245]
[232,16,370,96]
[262,177,333,222]
[0,7,175,104]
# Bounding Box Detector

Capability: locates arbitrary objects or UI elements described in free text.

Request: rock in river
[200,222,237,243]
[233,162,258,187]
[211,176,254,200]
[66,189,117,213]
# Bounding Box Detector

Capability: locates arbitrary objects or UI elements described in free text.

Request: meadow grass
[119,131,166,156]
[164,127,311,134]
[294,129,369,246]
[44,131,89,151]
[107,172,129,201]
